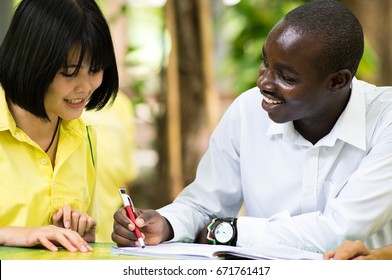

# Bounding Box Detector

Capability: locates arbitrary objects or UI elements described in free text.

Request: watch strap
[206,218,218,245]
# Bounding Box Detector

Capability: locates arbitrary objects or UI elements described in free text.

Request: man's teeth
[66,99,83,104]
[264,96,282,104]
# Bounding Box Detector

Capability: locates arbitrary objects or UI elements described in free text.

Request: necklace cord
[45,118,60,153]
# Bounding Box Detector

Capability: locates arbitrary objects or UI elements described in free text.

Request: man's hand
[111,208,174,247]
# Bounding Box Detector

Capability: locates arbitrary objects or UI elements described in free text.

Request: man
[112,0,392,254]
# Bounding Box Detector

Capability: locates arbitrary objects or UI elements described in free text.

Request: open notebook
[111,242,322,260]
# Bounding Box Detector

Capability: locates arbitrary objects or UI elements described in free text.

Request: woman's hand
[323,240,374,260]
[0,225,93,252]
[52,205,96,243]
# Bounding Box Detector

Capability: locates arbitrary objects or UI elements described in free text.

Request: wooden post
[165,0,184,200]
[103,0,129,93]
[198,0,220,132]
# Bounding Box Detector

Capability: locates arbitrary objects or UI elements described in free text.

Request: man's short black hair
[0,0,118,120]
[283,0,364,76]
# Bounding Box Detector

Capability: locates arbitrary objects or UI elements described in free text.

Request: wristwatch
[206,217,237,246]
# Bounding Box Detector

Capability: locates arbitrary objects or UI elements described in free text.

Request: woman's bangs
[82,28,112,72]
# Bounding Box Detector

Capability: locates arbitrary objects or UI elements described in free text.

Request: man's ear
[329,69,352,91]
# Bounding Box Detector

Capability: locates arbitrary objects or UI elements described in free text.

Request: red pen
[119,188,145,248]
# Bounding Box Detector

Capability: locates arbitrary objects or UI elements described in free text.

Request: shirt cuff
[157,206,196,243]
[236,216,267,248]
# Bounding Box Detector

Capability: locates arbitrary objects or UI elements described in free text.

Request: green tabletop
[0,242,154,260]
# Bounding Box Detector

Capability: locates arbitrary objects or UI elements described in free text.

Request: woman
[0,0,118,252]
[323,240,392,260]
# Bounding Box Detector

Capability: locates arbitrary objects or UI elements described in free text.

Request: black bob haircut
[0,0,118,120]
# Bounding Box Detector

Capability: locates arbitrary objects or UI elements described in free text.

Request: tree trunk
[154,0,218,207]
[340,0,392,85]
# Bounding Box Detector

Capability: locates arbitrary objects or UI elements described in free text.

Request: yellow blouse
[0,89,98,228]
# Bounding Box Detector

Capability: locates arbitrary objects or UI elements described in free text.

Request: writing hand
[112,208,173,247]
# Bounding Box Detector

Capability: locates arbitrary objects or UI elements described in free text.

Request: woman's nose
[75,72,93,94]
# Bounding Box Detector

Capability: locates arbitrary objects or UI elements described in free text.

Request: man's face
[257,21,332,125]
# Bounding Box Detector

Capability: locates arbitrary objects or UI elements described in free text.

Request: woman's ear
[329,69,352,91]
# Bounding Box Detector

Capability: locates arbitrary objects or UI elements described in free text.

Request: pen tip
[138,238,146,249]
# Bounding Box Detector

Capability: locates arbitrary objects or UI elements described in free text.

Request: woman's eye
[89,67,103,74]
[60,72,74,78]
[59,66,77,77]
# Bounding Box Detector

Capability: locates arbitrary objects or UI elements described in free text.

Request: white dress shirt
[158,78,392,253]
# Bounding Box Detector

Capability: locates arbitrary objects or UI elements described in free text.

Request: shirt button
[40,158,48,165]
[52,182,56,188]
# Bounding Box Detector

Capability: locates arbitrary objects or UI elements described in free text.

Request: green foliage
[217,0,307,95]
[356,39,378,82]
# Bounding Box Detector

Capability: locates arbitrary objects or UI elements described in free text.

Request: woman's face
[44,47,103,121]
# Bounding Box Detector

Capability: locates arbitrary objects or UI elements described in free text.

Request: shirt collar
[0,88,17,132]
[267,78,366,150]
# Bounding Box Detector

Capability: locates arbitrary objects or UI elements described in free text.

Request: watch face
[215,222,234,243]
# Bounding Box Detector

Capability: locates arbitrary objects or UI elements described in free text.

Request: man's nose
[257,69,276,93]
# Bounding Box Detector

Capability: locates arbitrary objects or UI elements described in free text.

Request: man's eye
[281,73,296,83]
[261,58,269,68]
